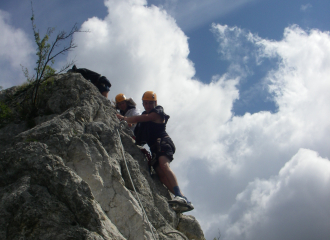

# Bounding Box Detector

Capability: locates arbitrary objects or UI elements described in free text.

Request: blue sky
[182,0,330,115]
[1,1,330,240]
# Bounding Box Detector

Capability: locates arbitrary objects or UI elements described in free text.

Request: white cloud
[208,24,330,172]
[0,10,34,88]
[70,0,194,98]
[223,149,330,240]
[300,3,312,12]
[195,24,330,239]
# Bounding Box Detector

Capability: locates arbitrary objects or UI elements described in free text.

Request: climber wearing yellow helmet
[116,91,194,212]
[115,93,140,132]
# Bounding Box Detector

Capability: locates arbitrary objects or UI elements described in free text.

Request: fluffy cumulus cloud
[0,10,34,88]
[69,0,196,98]
[209,24,330,174]
[198,24,330,239]
[224,149,330,240]
[67,1,330,239]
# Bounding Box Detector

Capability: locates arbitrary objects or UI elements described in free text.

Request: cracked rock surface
[0,73,205,240]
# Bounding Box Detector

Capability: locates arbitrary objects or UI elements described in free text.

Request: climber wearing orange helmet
[115,93,140,132]
[116,91,194,212]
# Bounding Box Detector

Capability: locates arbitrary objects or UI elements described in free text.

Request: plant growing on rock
[22,2,85,111]
[213,228,222,240]
[0,102,12,126]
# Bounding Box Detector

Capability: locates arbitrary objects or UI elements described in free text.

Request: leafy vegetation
[0,101,13,128]
[21,2,84,110]
[0,2,86,129]
[0,102,12,119]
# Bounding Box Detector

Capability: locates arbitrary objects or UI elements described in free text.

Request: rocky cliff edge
[0,73,205,240]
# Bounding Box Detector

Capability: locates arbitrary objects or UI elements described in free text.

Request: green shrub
[0,101,13,127]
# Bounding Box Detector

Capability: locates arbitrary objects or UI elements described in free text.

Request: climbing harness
[140,148,154,176]
[140,148,152,162]
[116,121,157,240]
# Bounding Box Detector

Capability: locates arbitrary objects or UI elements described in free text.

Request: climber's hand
[116,114,124,121]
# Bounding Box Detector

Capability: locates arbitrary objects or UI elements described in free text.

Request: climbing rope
[116,122,158,240]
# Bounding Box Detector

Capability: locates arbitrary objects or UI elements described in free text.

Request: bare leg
[155,156,182,195]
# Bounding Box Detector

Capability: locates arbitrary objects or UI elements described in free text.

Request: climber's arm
[116,112,161,123]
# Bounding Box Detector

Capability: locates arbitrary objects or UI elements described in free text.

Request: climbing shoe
[168,196,194,213]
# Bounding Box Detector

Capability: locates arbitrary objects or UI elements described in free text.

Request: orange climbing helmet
[115,93,126,103]
[142,91,157,101]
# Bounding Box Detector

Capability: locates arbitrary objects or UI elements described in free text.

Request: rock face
[0,73,205,240]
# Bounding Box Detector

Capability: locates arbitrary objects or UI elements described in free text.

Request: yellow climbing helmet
[115,93,126,103]
[142,91,157,101]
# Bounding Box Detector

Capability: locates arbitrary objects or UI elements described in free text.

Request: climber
[68,65,111,98]
[116,91,194,213]
[115,93,141,132]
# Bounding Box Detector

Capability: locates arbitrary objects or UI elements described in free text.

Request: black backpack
[68,65,111,93]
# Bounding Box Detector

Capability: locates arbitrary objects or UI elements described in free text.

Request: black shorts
[152,137,176,168]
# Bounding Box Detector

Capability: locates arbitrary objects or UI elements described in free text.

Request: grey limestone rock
[0,73,205,240]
